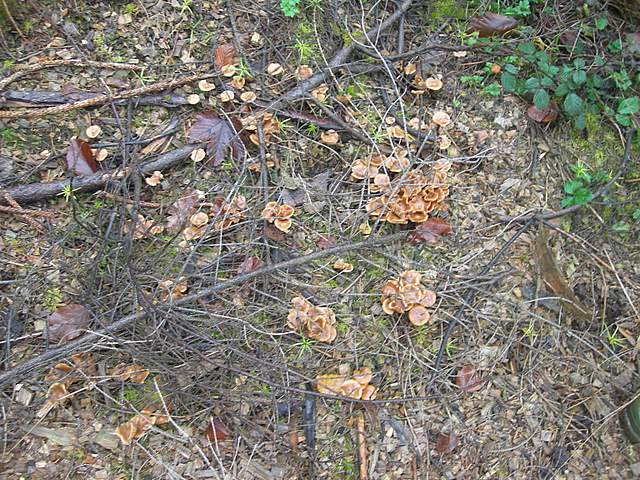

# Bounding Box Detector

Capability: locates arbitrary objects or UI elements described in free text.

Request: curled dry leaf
[191,148,206,162]
[205,418,231,442]
[296,65,313,80]
[187,94,200,105]
[333,259,354,273]
[214,43,236,69]
[436,432,458,454]
[85,125,102,139]
[187,112,245,166]
[320,129,340,145]
[527,101,559,124]
[468,13,518,37]
[145,170,163,187]
[432,111,451,127]
[407,217,452,245]
[166,189,200,231]
[48,304,92,343]
[66,138,97,176]
[198,80,216,92]
[455,365,483,393]
[267,63,284,76]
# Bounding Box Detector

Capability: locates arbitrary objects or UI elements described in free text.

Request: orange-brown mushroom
[408,305,431,326]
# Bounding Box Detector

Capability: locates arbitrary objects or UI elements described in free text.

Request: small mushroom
[333,259,354,273]
[408,306,431,326]
[432,111,451,127]
[296,65,313,81]
[320,130,340,145]
[267,63,284,76]
[424,77,443,91]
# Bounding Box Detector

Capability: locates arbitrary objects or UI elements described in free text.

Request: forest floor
[1,0,640,479]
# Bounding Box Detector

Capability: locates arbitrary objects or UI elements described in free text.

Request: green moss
[430,0,466,21]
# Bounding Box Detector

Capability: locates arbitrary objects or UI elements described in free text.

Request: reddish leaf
[526,101,559,124]
[407,218,452,245]
[237,256,263,275]
[205,418,230,442]
[166,188,199,231]
[66,138,97,176]
[187,112,245,166]
[264,224,286,242]
[48,304,92,343]
[214,43,236,69]
[468,13,518,38]
[316,235,337,250]
[436,432,458,454]
[455,365,483,393]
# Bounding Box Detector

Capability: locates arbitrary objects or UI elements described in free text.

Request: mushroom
[287,297,337,343]
[261,202,295,233]
[424,77,444,91]
[432,111,451,127]
[408,306,431,326]
[315,367,377,399]
[381,271,437,327]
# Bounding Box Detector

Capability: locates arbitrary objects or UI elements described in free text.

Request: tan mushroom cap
[352,367,373,386]
[274,218,292,233]
[408,305,431,326]
[278,204,295,218]
[316,374,348,395]
[424,77,444,91]
[400,270,422,286]
[432,111,451,127]
[361,384,377,400]
[340,379,365,399]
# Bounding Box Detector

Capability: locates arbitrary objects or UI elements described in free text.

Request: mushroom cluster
[381,270,436,326]
[316,366,377,400]
[261,201,295,233]
[287,297,337,343]
[241,112,280,146]
[366,161,451,224]
[210,195,247,230]
[350,151,411,193]
[411,75,444,95]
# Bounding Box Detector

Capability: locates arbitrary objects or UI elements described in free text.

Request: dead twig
[0,231,407,388]
[2,193,46,232]
[356,412,368,480]
[0,73,218,120]
[0,59,144,91]
[0,0,24,40]
[0,204,56,218]
[1,90,189,108]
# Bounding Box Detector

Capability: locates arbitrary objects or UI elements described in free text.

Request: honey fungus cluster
[315,366,377,400]
[366,160,451,224]
[261,201,295,233]
[381,270,436,326]
[287,297,337,343]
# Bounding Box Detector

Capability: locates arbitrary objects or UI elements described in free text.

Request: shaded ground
[1,0,639,479]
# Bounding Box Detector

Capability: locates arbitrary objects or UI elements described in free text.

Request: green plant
[293,337,315,359]
[633,208,640,221]
[294,39,315,62]
[561,162,594,207]
[122,3,138,15]
[280,0,301,17]
[615,97,640,127]
[444,339,457,358]
[235,58,251,78]
[58,185,78,202]
[460,75,484,87]
[604,325,625,349]
[43,287,64,312]
[305,123,319,135]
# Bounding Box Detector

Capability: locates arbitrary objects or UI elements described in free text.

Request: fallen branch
[0,144,199,205]
[0,73,218,120]
[0,231,407,388]
[1,90,189,108]
[0,204,56,218]
[0,59,144,91]
[356,412,368,480]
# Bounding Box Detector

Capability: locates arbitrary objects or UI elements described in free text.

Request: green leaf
[533,88,550,109]
[574,114,586,130]
[617,96,640,115]
[573,187,593,205]
[563,93,583,117]
[483,83,501,97]
[564,179,583,194]
[632,208,640,221]
[615,113,631,127]
[612,221,630,234]
[540,76,555,88]
[518,43,536,55]
[501,72,517,92]
[595,17,608,30]
[560,196,575,208]
[572,70,587,85]
[503,64,519,75]
[524,77,540,91]
[555,83,569,97]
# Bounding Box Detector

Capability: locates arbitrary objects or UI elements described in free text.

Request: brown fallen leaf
[166,188,199,232]
[205,418,231,442]
[48,304,92,343]
[66,138,97,176]
[407,217,452,244]
[214,43,236,69]
[527,101,559,124]
[237,256,263,275]
[436,431,458,454]
[534,227,591,321]
[187,112,246,166]
[455,365,483,393]
[468,13,518,37]
[316,235,337,250]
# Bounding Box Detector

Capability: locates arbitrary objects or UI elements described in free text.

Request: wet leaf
[48,304,92,343]
[436,432,458,454]
[526,101,559,124]
[187,112,245,166]
[316,235,337,250]
[66,138,97,176]
[455,365,483,393]
[468,13,518,37]
[166,188,199,231]
[264,223,286,242]
[408,218,452,244]
[237,256,263,275]
[214,43,236,69]
[205,418,230,442]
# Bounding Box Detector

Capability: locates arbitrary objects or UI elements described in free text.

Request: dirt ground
[1,0,639,479]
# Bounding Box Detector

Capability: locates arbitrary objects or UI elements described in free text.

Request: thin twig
[0,204,56,218]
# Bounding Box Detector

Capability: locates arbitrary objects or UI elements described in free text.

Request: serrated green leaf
[595,17,607,30]
[615,113,631,127]
[524,77,540,91]
[618,96,640,115]
[572,70,587,85]
[503,64,519,75]
[564,179,583,194]
[563,93,583,117]
[533,89,550,110]
[501,72,517,92]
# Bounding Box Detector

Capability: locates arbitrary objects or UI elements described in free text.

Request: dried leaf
[264,224,286,242]
[408,218,452,244]
[468,13,518,37]
[66,138,97,176]
[526,101,559,124]
[316,235,336,250]
[205,418,230,442]
[534,227,591,321]
[187,112,245,166]
[455,365,483,393]
[237,256,263,275]
[48,304,92,343]
[214,43,236,69]
[436,432,458,454]
[166,189,200,231]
